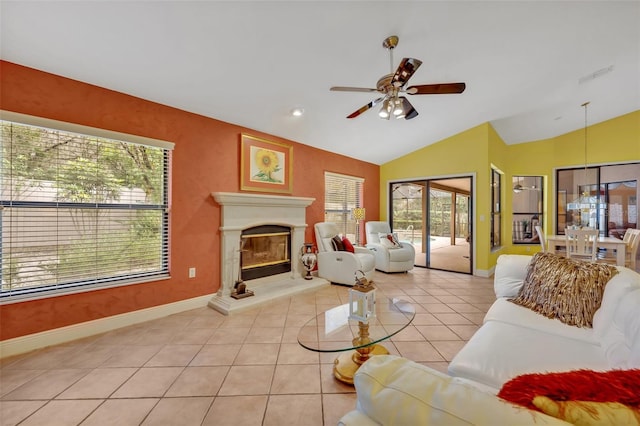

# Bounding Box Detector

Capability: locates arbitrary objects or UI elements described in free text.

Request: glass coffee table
[297,297,415,384]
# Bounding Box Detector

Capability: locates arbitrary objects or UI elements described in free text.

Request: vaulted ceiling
[1,1,638,165]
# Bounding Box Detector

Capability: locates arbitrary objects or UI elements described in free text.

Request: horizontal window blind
[1,116,171,301]
[324,172,364,237]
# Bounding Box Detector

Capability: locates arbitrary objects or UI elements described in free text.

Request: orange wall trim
[0,60,380,341]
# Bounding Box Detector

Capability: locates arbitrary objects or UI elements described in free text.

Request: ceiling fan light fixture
[392,98,404,116]
[378,98,391,119]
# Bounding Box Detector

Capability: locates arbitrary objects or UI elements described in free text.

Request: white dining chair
[599,229,640,269]
[627,230,640,270]
[565,228,598,262]
[535,225,547,252]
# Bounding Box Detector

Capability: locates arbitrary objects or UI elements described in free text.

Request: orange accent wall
[0,61,380,341]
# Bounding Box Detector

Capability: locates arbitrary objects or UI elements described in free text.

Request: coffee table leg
[333,344,389,384]
[333,320,390,384]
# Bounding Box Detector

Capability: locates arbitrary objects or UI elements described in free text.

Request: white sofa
[339,254,640,425]
[365,221,415,273]
[314,222,375,286]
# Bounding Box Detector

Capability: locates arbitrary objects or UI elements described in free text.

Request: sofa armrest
[397,242,416,262]
[494,254,533,298]
[353,355,569,425]
[365,242,387,264]
[337,410,380,426]
[317,251,361,271]
[354,246,372,256]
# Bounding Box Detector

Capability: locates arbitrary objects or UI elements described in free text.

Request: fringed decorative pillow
[509,252,618,328]
[532,397,640,425]
[498,369,640,425]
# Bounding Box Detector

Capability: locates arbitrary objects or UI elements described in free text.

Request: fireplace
[209,192,329,314]
[241,225,291,281]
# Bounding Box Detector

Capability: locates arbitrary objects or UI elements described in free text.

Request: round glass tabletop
[297,297,415,353]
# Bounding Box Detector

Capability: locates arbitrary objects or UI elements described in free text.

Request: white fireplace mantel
[213,192,314,230]
[208,192,328,314]
[213,191,315,209]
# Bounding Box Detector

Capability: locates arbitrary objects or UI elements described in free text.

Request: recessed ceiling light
[291,107,304,117]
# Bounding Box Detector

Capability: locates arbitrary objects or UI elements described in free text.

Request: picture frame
[240,134,293,194]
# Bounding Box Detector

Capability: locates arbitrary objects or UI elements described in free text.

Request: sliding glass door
[391,182,424,263]
[391,177,472,274]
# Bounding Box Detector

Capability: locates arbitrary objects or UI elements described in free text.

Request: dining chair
[622,228,637,245]
[627,230,640,270]
[599,229,640,269]
[565,228,599,262]
[534,225,547,252]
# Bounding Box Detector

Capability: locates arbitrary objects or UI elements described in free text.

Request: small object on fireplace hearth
[231,281,254,299]
[231,237,254,299]
[300,243,317,280]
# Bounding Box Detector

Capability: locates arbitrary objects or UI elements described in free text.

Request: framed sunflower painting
[240,134,293,194]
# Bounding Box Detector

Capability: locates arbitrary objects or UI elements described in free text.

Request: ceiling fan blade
[391,58,423,88]
[406,82,466,95]
[399,96,419,120]
[330,86,378,93]
[346,97,385,119]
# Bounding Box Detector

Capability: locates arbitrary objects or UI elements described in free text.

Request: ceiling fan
[330,35,466,120]
[513,176,541,192]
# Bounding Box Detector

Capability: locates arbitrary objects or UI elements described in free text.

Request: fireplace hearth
[209,192,329,314]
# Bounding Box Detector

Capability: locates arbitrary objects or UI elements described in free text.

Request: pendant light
[581,101,590,198]
[571,101,592,228]
[513,176,523,193]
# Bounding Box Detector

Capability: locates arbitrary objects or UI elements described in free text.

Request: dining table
[546,234,627,266]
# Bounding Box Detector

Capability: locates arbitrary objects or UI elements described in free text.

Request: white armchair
[365,221,415,273]
[314,222,375,286]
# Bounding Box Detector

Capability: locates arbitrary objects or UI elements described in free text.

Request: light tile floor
[0,268,495,425]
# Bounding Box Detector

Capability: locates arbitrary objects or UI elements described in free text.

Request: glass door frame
[388,175,474,275]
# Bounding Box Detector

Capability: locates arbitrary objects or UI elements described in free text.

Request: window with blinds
[0,113,172,301]
[324,172,364,238]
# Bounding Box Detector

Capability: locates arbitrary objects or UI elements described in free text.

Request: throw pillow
[331,235,345,251]
[532,396,640,426]
[497,369,640,412]
[378,232,401,249]
[342,236,355,253]
[509,252,618,328]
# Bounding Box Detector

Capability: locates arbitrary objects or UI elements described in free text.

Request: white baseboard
[0,294,214,359]
[475,267,495,278]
